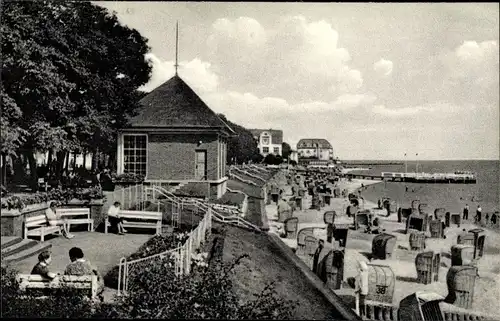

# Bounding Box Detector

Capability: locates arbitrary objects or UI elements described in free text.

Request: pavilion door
[195,150,207,180]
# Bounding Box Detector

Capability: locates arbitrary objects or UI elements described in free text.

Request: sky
[97,2,499,160]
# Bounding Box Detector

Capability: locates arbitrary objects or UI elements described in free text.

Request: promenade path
[10,231,151,302]
[265,177,500,317]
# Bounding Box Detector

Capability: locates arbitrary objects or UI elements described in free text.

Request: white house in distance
[249,129,283,157]
[296,138,334,164]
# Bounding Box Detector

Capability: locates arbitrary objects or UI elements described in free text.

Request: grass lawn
[222,225,351,320]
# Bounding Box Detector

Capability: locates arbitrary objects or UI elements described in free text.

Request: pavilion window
[263,147,269,153]
[273,147,279,154]
[123,134,147,176]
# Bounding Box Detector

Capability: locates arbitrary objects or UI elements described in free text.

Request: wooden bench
[56,208,94,232]
[17,274,98,299]
[105,210,162,234]
[25,215,62,242]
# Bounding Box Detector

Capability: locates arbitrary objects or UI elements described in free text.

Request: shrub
[101,254,296,319]
[263,154,284,166]
[0,187,104,210]
[103,232,190,288]
[111,172,145,183]
[1,266,95,318]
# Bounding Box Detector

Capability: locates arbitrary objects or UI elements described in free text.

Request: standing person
[355,260,369,317]
[491,212,498,226]
[31,251,58,279]
[45,202,74,239]
[475,205,482,224]
[107,201,127,235]
[463,204,469,220]
[312,239,325,274]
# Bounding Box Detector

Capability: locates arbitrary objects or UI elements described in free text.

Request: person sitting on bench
[31,250,58,280]
[64,247,104,298]
[107,201,127,235]
[45,202,74,239]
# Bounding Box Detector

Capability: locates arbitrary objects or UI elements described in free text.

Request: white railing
[144,185,183,228]
[108,184,148,210]
[115,183,262,295]
[117,208,212,295]
[231,166,267,183]
[144,185,261,232]
[230,172,260,187]
[247,164,270,173]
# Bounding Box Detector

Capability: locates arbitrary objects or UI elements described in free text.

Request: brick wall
[147,133,220,181]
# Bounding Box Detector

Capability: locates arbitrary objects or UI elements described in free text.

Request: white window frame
[121,133,148,178]
[261,133,270,145]
[262,146,270,154]
[273,147,280,155]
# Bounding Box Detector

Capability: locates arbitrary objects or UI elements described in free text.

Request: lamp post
[415,153,419,174]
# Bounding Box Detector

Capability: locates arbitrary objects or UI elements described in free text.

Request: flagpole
[404,153,407,174]
[415,153,418,174]
[175,21,179,75]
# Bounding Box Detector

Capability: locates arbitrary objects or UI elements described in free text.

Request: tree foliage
[281,142,291,159]
[1,1,152,156]
[218,114,261,164]
[263,154,284,165]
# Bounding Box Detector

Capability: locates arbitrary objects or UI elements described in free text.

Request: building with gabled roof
[249,129,283,157]
[117,74,235,199]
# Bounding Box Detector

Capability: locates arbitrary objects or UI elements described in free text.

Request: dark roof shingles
[297,138,332,149]
[249,129,283,145]
[129,75,233,133]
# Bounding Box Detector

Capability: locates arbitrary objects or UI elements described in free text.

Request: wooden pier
[346,172,477,184]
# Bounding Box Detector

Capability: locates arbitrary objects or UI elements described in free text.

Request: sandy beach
[265,176,500,318]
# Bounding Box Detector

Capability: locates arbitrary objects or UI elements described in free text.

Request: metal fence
[117,207,212,295]
[115,183,261,295]
[106,184,149,211]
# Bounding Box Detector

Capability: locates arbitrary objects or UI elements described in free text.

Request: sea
[345,160,499,214]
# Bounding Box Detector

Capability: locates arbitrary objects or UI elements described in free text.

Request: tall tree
[1,1,152,188]
[217,114,261,164]
[281,142,291,160]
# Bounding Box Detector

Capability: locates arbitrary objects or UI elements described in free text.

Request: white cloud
[455,40,498,63]
[333,93,377,110]
[205,16,363,102]
[210,17,267,47]
[139,53,219,93]
[372,104,433,117]
[371,102,464,118]
[437,40,499,106]
[373,58,393,76]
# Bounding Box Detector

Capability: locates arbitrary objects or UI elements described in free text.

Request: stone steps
[1,236,23,250]
[1,237,52,265]
[2,239,39,258]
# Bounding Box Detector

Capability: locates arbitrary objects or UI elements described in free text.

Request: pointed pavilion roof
[128,75,234,134]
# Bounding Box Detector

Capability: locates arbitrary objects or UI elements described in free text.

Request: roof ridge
[178,76,235,133]
[129,75,234,133]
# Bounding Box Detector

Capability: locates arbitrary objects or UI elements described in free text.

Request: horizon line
[340,158,499,161]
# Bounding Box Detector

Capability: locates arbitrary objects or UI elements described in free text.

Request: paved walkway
[10,231,152,302]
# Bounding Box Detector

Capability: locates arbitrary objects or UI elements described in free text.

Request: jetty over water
[346,172,477,184]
